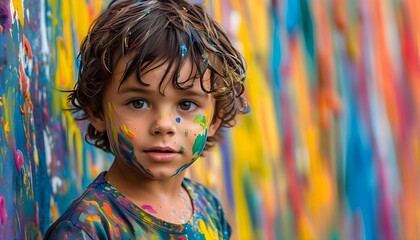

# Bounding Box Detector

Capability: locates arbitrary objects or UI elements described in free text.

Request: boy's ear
[87,109,106,132]
[207,117,222,137]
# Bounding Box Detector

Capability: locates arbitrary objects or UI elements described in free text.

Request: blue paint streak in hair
[180,44,188,57]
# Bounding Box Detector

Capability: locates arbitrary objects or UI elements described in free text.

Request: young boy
[44,0,247,239]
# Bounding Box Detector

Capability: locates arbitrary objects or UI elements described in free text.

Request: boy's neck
[105,159,194,224]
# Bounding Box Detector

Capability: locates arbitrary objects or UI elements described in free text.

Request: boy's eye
[129,99,149,109]
[178,101,197,111]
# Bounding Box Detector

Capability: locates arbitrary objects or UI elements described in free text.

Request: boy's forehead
[113,54,211,90]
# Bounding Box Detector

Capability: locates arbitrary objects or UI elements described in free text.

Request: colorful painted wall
[0,0,419,239]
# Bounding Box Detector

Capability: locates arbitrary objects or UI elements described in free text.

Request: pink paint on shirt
[141,204,157,214]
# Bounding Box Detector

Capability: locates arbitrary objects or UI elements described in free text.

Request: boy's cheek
[120,124,137,140]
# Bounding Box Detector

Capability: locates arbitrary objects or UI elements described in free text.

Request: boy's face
[89,56,220,180]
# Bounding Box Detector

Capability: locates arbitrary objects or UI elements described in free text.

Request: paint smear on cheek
[193,114,207,130]
[120,124,136,140]
[184,129,189,136]
[191,114,208,158]
[141,204,158,214]
[116,132,155,179]
[176,117,181,123]
[192,132,207,159]
[117,133,135,161]
[204,108,212,128]
[107,103,120,153]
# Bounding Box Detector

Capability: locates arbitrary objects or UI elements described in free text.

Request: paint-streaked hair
[69,0,248,153]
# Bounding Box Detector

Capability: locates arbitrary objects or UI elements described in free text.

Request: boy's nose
[151,113,176,136]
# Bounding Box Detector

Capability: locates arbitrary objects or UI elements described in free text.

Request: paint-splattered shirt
[44,172,231,239]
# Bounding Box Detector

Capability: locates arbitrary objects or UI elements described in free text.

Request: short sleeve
[44,220,93,240]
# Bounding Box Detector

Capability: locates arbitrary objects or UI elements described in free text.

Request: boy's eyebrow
[117,86,210,99]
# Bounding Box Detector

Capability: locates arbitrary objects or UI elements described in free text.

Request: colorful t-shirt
[44,172,231,239]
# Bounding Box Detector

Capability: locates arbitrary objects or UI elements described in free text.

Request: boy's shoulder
[44,172,125,238]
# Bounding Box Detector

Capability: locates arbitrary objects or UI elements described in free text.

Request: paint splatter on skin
[107,103,153,178]
[141,204,158,214]
[117,132,154,178]
[184,129,188,136]
[191,113,208,158]
[120,124,136,140]
[180,146,185,153]
[176,117,181,123]
[193,114,207,130]
[173,114,209,177]
[161,112,169,120]
[191,131,207,159]
[107,103,120,154]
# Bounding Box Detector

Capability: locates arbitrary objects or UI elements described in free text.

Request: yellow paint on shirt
[85,215,101,222]
[198,219,217,239]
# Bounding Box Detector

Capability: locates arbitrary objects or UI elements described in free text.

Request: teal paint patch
[192,130,208,159]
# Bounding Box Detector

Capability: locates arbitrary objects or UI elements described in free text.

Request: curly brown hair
[69,0,248,153]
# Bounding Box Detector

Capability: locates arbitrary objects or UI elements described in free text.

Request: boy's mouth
[144,147,180,162]
[144,147,178,153]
